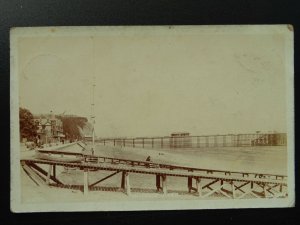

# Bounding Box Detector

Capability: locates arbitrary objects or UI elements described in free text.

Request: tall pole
[91,36,96,155]
[91,76,96,155]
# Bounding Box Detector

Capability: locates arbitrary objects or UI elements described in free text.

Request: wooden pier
[21,149,288,199]
[96,132,287,149]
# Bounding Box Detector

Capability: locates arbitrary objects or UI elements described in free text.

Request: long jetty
[20,144,288,199]
[95,132,287,149]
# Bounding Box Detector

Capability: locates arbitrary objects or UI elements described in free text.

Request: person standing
[35,135,40,148]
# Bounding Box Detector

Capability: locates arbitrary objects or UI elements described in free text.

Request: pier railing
[22,150,288,198]
[94,133,287,149]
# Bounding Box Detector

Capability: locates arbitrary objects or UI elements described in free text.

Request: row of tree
[19,108,37,141]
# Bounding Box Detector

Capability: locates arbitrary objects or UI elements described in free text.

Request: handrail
[21,158,287,185]
[35,149,287,179]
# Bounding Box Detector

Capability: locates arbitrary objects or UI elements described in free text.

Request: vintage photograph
[10,25,294,212]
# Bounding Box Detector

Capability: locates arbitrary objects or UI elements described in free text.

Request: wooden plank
[29,162,63,185]
[203,179,219,190]
[22,164,47,186]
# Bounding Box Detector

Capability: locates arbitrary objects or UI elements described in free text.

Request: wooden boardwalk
[21,149,288,199]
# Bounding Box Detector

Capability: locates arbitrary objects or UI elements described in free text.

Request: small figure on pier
[146,156,151,168]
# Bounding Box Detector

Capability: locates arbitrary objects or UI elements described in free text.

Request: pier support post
[232,181,236,199]
[125,172,131,195]
[162,175,167,195]
[188,177,193,193]
[263,183,268,198]
[156,175,161,192]
[46,165,52,185]
[196,178,202,197]
[214,136,218,147]
[121,171,126,189]
[53,165,56,179]
[206,136,209,147]
[83,168,89,195]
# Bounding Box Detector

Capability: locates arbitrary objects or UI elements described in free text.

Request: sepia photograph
[10,25,294,212]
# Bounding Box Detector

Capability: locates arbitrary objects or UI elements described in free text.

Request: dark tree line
[19,107,37,141]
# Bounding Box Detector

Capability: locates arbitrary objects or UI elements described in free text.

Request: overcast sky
[18,26,288,137]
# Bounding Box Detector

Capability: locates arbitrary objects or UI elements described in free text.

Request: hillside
[57,115,92,139]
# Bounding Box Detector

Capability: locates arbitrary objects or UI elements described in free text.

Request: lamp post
[90,36,96,156]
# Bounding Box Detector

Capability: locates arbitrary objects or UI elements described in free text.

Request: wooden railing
[35,149,287,182]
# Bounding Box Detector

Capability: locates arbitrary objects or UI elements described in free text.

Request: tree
[19,107,37,141]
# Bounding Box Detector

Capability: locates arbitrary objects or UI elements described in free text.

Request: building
[170,132,192,148]
[33,111,65,144]
[251,132,287,146]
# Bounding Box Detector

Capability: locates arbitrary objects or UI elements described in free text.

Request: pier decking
[21,148,288,199]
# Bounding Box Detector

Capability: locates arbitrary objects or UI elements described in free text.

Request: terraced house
[33,111,65,144]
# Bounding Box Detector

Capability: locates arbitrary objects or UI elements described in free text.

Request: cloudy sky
[17,26,289,137]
